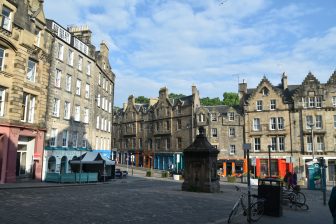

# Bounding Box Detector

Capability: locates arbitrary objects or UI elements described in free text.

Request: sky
[44,0,336,107]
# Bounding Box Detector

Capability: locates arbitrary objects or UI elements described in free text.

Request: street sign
[243,143,251,152]
[131,155,135,162]
[251,158,256,166]
[176,154,180,163]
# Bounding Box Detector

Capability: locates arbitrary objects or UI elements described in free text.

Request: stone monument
[182,127,220,193]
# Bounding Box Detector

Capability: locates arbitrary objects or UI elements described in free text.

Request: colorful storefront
[253,158,293,178]
[217,159,247,177]
[0,125,45,184]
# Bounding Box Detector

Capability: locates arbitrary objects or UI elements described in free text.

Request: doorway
[16,144,27,176]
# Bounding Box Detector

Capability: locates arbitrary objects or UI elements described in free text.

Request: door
[16,144,27,176]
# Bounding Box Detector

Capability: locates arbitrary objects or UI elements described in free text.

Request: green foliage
[161,171,169,178]
[146,170,152,177]
[169,93,186,100]
[135,96,150,104]
[227,176,237,183]
[223,92,239,106]
[200,97,224,106]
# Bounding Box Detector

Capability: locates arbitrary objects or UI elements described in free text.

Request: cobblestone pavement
[0,175,332,224]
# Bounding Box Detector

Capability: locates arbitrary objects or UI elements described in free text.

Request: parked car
[115,169,128,179]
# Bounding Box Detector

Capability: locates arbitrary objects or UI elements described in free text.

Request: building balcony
[154,129,172,136]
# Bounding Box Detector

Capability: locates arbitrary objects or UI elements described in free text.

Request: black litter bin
[258,178,282,217]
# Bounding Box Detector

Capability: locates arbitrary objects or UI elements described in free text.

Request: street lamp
[308,122,315,161]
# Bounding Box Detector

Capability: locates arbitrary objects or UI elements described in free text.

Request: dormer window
[262,87,269,96]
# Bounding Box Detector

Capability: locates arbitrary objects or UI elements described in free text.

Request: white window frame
[62,130,68,147]
[308,97,315,108]
[52,98,60,117]
[229,145,236,155]
[74,105,80,121]
[271,137,277,151]
[97,94,101,107]
[254,138,261,152]
[96,116,100,129]
[307,136,313,152]
[85,83,90,99]
[279,136,285,152]
[256,100,263,111]
[270,99,276,110]
[64,101,71,119]
[27,60,37,82]
[228,112,235,121]
[82,134,87,148]
[57,43,64,60]
[270,117,277,130]
[229,127,235,137]
[72,131,78,148]
[78,56,83,71]
[65,74,72,92]
[108,121,111,132]
[84,108,89,123]
[316,96,322,108]
[0,47,5,71]
[55,69,61,87]
[253,118,260,131]
[21,93,36,123]
[211,113,217,121]
[334,115,336,128]
[333,96,336,107]
[86,61,91,75]
[67,49,74,66]
[315,115,322,129]
[1,6,12,31]
[277,117,284,130]
[306,115,313,129]
[76,79,81,96]
[199,113,204,122]
[211,128,217,137]
[50,128,58,147]
[317,136,324,151]
[0,87,5,116]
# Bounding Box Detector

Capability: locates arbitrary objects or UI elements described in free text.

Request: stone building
[43,20,115,179]
[113,86,200,170]
[0,0,51,183]
[195,105,244,176]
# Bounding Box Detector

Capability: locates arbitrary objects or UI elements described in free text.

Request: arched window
[47,156,56,173]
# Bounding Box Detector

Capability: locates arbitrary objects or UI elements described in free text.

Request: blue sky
[44,0,336,107]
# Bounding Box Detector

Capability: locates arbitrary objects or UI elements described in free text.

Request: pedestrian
[328,186,336,224]
[292,172,297,186]
[284,171,291,189]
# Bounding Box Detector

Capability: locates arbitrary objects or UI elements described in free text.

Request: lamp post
[308,123,315,161]
[268,145,272,177]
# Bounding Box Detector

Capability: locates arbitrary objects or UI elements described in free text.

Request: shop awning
[69,152,115,166]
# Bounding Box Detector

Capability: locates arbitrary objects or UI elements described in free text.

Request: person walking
[328,186,336,224]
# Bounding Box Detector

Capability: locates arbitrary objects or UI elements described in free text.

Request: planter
[227,176,236,183]
[173,174,182,180]
[250,178,259,186]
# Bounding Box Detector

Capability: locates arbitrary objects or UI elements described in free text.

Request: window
[52,22,71,43]
[62,130,68,147]
[98,73,101,85]
[277,117,284,130]
[270,117,277,130]
[67,50,74,66]
[0,87,5,116]
[108,121,111,132]
[109,102,112,113]
[307,136,312,152]
[27,60,37,82]
[65,74,72,92]
[52,98,60,117]
[82,134,87,148]
[102,77,105,89]
[55,69,61,87]
[74,105,80,121]
[211,128,217,137]
[211,113,217,121]
[316,115,322,129]
[76,79,81,95]
[262,87,269,96]
[21,93,35,123]
[254,138,261,151]
[177,105,182,114]
[316,96,322,108]
[86,61,91,75]
[334,115,336,128]
[84,108,89,123]
[166,120,170,130]
[166,138,170,149]
[35,29,41,47]
[101,117,104,131]
[256,100,263,111]
[333,97,336,107]
[0,47,5,71]
[57,43,64,60]
[253,118,261,131]
[279,136,285,151]
[74,38,88,55]
[50,129,58,147]
[85,84,90,99]
[228,112,235,121]
[199,113,205,122]
[96,116,100,129]
[72,132,78,148]
[64,101,71,119]
[229,145,236,155]
[270,99,276,110]
[78,56,83,71]
[317,136,324,151]
[302,97,308,108]
[271,137,277,151]
[97,94,101,107]
[177,119,182,130]
[1,6,12,31]
[306,116,313,129]
[110,83,113,94]
[177,137,182,149]
[229,127,235,137]
[309,97,315,108]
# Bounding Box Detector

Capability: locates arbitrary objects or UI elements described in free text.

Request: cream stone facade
[0,0,51,183]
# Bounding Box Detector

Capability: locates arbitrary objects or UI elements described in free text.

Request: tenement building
[0,0,51,183]
[240,72,336,183]
[113,86,200,171]
[43,20,115,179]
[195,105,244,176]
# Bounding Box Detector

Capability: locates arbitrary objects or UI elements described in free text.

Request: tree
[135,96,149,104]
[200,97,223,106]
[169,93,186,100]
[223,92,239,106]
